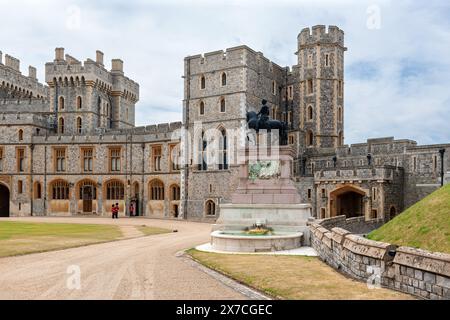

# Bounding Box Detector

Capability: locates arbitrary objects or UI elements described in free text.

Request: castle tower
[297,25,346,149]
[45,48,139,135]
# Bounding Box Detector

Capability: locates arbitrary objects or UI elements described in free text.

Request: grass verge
[187,249,413,300]
[0,221,122,258]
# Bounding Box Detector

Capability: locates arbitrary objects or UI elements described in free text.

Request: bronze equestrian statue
[247,99,288,146]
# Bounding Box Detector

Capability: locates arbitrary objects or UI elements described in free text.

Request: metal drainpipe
[439,149,446,187]
[30,142,34,216]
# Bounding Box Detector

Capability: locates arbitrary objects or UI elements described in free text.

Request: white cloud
[0,0,449,145]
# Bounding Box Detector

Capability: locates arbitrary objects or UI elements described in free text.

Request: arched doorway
[0,184,10,217]
[330,186,366,218]
[389,206,397,219]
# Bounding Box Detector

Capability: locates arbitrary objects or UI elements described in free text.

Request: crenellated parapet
[297,25,345,49]
[185,45,286,75]
[45,48,139,103]
[0,50,48,99]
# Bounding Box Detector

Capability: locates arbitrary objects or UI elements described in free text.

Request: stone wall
[309,218,450,300]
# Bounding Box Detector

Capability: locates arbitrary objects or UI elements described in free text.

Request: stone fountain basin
[211,230,303,253]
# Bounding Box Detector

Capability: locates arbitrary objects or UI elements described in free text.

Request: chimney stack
[111,59,124,73]
[55,48,65,61]
[96,50,104,67]
[28,66,37,80]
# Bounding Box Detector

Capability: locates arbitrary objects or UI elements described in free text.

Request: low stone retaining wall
[318,215,384,234]
[309,218,450,300]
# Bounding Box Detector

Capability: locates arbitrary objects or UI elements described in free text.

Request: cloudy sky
[0,0,449,145]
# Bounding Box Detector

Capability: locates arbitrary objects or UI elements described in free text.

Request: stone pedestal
[215,146,313,246]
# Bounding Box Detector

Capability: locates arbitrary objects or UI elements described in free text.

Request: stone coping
[394,247,450,277]
[211,230,303,241]
[343,234,396,260]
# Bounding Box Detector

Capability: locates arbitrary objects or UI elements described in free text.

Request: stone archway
[0,184,10,217]
[330,186,367,218]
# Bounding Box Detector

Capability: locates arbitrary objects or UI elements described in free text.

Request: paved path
[0,217,246,300]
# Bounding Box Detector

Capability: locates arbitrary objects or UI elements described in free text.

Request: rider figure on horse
[256,99,270,132]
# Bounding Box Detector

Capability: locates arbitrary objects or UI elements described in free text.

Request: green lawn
[0,221,122,258]
[187,249,412,300]
[368,184,450,253]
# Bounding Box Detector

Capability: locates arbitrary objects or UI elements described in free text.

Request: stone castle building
[0,25,449,221]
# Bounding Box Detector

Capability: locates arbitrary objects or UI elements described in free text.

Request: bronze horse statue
[246,100,288,146]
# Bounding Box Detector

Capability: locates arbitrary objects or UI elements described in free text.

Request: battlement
[0,111,51,128]
[298,25,345,47]
[185,45,286,74]
[30,121,183,144]
[45,48,139,101]
[0,50,48,98]
[0,98,49,113]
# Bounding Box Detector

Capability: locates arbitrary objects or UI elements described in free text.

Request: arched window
[220,98,226,113]
[58,117,65,134]
[221,73,227,86]
[306,130,314,147]
[76,117,82,134]
[272,81,277,95]
[200,75,206,89]
[199,101,205,115]
[170,185,181,201]
[205,200,216,216]
[106,180,124,200]
[59,96,65,110]
[51,180,70,200]
[77,180,97,200]
[34,182,42,199]
[307,105,313,121]
[150,180,165,200]
[198,131,207,171]
[132,182,140,198]
[76,96,82,109]
[389,206,397,218]
[219,129,228,170]
[18,129,23,141]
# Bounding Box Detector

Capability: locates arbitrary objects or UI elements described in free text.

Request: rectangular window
[17,148,25,172]
[372,187,378,201]
[371,209,378,219]
[321,189,326,198]
[307,189,312,200]
[325,54,330,67]
[433,155,438,173]
[18,180,23,194]
[320,208,326,219]
[412,156,417,172]
[287,85,294,100]
[152,146,162,172]
[109,147,121,172]
[0,147,3,171]
[54,148,66,172]
[338,80,343,97]
[82,148,94,172]
[170,144,180,171]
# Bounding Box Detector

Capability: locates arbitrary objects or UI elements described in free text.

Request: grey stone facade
[0,25,448,222]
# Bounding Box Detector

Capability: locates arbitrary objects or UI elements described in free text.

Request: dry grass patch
[0,221,122,258]
[188,250,414,300]
[137,225,172,236]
